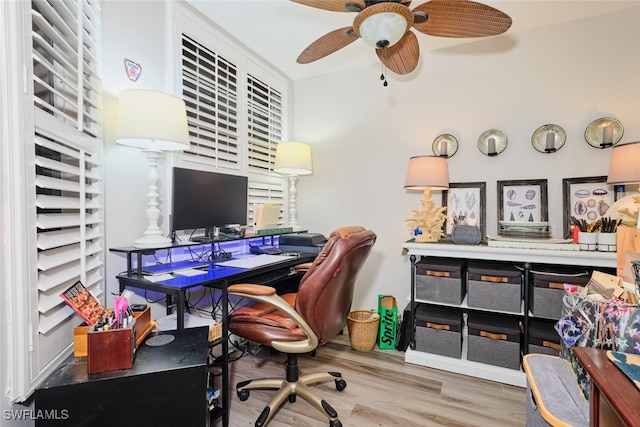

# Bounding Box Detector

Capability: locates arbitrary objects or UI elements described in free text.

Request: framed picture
[562,176,615,238]
[442,182,486,237]
[497,179,548,224]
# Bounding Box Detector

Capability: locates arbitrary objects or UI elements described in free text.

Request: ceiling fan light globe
[358,12,409,48]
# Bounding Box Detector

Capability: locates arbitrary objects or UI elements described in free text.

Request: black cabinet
[35,327,209,427]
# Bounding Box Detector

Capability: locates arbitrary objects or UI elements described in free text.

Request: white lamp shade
[607,141,640,185]
[115,89,190,151]
[274,141,313,176]
[404,155,449,190]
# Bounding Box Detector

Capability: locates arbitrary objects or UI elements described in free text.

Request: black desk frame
[110,235,315,427]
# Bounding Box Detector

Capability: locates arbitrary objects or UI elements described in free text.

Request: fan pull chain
[380,51,388,87]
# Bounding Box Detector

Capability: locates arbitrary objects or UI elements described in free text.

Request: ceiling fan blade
[412,0,512,38]
[297,27,359,64]
[376,31,419,75]
[290,0,365,13]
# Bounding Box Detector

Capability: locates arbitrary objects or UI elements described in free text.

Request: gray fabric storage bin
[528,318,561,356]
[467,262,521,313]
[415,304,463,358]
[467,312,521,370]
[529,268,590,320]
[415,258,465,304]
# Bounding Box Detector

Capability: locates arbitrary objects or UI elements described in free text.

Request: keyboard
[249,245,283,255]
[141,260,209,275]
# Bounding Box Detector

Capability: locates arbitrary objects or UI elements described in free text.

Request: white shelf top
[402,241,616,269]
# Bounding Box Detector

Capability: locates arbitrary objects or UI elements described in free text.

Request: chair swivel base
[237,371,346,427]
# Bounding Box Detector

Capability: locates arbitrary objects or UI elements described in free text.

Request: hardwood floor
[214,333,527,426]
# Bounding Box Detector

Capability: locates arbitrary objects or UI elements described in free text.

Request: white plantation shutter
[32,0,103,334]
[177,9,288,229]
[2,0,103,401]
[247,180,285,228]
[246,71,286,226]
[34,116,104,335]
[32,0,101,136]
[247,73,282,175]
[181,33,240,170]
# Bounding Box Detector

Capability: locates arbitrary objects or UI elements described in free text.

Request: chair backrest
[294,226,377,345]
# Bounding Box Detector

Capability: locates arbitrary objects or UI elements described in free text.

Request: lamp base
[134,234,172,249]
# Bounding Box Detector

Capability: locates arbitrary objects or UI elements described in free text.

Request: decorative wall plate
[478,129,507,156]
[432,134,459,158]
[532,124,566,153]
[585,117,623,148]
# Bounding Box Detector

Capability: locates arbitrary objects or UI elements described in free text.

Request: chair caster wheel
[335,378,347,391]
[330,420,342,427]
[237,389,250,401]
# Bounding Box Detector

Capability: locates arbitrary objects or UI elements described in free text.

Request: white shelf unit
[402,241,617,387]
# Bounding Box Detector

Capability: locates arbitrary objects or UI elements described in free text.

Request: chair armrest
[227,283,276,297]
[293,262,312,272]
[228,284,319,353]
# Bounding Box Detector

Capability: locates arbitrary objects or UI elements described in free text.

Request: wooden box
[87,318,136,374]
[74,306,152,357]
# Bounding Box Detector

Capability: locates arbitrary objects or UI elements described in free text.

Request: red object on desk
[573,347,640,427]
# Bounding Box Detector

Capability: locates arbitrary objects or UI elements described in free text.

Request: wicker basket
[347,310,380,352]
[451,224,482,245]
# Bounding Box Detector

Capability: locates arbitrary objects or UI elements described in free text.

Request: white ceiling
[185,1,640,81]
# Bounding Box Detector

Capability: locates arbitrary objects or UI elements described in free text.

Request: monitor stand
[190,227,217,243]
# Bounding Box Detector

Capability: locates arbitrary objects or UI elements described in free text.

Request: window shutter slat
[181,33,240,169]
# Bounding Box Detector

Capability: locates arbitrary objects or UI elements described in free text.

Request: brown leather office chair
[228,226,377,427]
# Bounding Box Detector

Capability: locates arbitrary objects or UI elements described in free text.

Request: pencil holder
[596,232,616,252]
[578,232,597,251]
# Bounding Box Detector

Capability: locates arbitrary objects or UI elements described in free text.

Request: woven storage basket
[451,224,482,245]
[347,310,380,351]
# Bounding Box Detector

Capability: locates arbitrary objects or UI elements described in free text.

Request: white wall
[291,8,640,311]
[99,3,639,315]
[102,0,176,312]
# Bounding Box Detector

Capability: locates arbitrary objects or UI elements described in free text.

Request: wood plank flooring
[213,333,527,426]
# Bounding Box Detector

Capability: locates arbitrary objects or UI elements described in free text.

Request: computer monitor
[171,167,248,236]
[254,203,282,231]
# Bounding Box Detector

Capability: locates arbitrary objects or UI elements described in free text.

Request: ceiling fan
[292,0,512,75]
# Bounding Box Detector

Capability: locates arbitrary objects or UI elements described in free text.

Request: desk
[573,347,640,427]
[35,327,209,427]
[111,249,316,427]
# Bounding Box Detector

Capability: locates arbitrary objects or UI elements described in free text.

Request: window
[2,0,103,401]
[177,6,287,228]
[181,34,240,170]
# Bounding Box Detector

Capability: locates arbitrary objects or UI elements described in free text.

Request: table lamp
[115,89,190,248]
[607,140,640,228]
[274,141,312,231]
[404,155,449,242]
